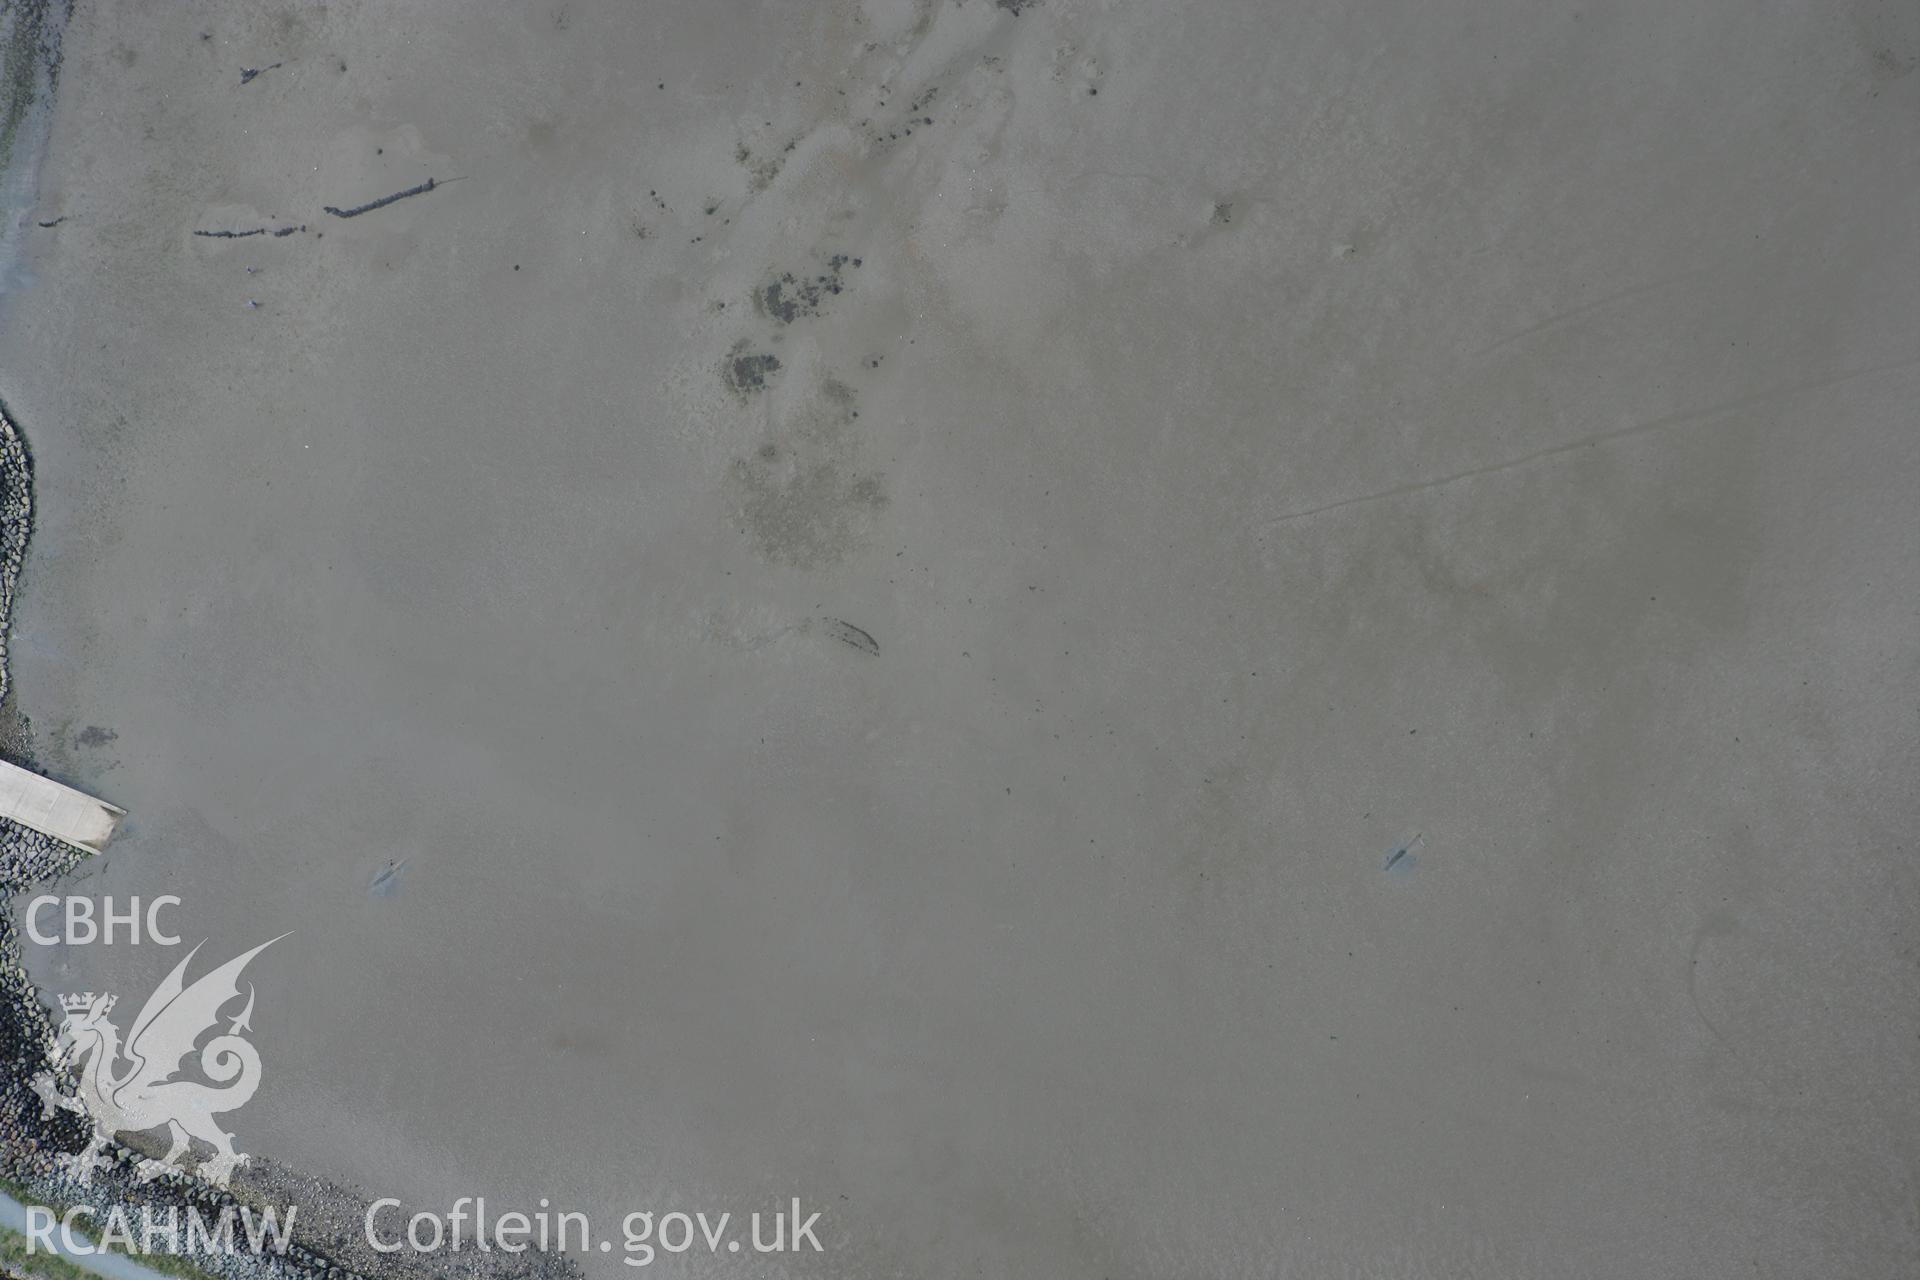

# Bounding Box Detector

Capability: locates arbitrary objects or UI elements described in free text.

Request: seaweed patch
[759,254,860,325]
[723,343,782,397]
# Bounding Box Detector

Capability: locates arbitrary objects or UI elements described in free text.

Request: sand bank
[2,2,1917,1277]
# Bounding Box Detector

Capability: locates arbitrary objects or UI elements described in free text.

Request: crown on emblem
[59,991,111,1013]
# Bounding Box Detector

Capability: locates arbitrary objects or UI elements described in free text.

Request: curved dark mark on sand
[323,176,458,219]
[369,857,408,898]
[1383,831,1423,877]
[820,618,879,656]
[1688,916,1740,1056]
[34,216,62,227]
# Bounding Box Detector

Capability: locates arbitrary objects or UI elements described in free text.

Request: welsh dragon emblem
[33,936,285,1187]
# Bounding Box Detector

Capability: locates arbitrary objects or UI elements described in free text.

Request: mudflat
[3,2,1917,1276]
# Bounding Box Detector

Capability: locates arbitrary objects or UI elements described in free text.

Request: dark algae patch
[723,341,782,397]
[729,379,886,568]
[759,254,860,324]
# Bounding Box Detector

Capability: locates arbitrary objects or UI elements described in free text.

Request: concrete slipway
[0,758,121,855]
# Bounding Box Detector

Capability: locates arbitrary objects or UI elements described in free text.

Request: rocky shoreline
[0,407,345,1280]
[0,6,363,1273]
[0,409,572,1277]
[0,8,579,1270]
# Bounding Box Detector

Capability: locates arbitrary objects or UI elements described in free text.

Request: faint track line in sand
[1256,354,1920,530]
[1470,262,1724,359]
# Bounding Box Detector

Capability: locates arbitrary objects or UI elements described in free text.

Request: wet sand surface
[3,1,1918,1275]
